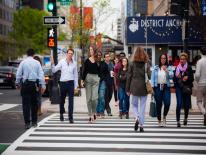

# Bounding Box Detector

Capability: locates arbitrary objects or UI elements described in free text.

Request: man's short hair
[27,49,35,56]
[119,52,126,57]
[104,52,110,58]
[201,46,206,55]
[67,48,74,53]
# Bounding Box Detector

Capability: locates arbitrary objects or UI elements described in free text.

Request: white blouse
[158,68,167,84]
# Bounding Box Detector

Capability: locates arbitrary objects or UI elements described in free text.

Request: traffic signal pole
[183,0,189,53]
[47,0,60,104]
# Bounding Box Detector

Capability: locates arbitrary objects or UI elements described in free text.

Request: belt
[60,80,74,83]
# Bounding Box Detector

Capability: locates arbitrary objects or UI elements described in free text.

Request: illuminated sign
[47,28,56,48]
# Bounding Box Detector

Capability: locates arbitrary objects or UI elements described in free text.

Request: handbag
[182,85,192,95]
[145,63,153,94]
[149,95,157,117]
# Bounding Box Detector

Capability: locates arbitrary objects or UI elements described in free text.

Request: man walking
[16,49,46,129]
[51,48,78,123]
[195,46,206,126]
[104,52,114,116]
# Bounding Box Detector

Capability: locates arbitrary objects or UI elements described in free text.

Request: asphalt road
[0,88,50,144]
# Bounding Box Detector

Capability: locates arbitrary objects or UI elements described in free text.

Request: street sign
[60,2,70,5]
[44,16,65,25]
[57,0,72,2]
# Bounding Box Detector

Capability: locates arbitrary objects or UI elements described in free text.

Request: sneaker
[134,119,139,131]
[115,101,119,107]
[125,113,129,119]
[140,127,144,132]
[32,122,37,127]
[204,114,206,126]
[183,119,187,126]
[158,120,162,127]
[25,123,30,130]
[162,118,166,127]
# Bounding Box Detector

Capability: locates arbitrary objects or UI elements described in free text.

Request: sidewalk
[42,88,201,116]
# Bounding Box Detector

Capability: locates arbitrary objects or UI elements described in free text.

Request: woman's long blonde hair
[132,46,149,63]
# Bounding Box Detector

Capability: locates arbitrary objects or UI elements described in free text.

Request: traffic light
[47,0,56,15]
[170,0,189,17]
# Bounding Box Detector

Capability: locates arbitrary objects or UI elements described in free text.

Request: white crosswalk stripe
[3,113,206,155]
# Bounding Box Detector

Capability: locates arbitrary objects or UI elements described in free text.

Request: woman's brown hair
[132,46,148,63]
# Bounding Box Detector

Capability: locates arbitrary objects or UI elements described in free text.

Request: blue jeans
[154,84,171,121]
[118,87,130,113]
[176,86,191,122]
[96,81,106,114]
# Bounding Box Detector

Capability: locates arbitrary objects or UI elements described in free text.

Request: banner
[83,7,93,29]
[69,6,80,30]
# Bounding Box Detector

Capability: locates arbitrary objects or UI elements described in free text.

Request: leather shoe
[69,119,74,124]
[177,122,181,127]
[60,114,64,121]
[183,119,187,126]
[204,114,206,126]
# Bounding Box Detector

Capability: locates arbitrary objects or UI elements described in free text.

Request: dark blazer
[126,61,151,96]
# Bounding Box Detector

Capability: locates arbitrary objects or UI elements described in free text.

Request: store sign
[202,0,206,16]
[126,16,206,44]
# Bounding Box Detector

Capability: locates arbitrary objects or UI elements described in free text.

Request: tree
[9,7,49,57]
[68,0,117,51]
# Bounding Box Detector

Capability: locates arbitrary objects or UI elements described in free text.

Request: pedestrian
[126,47,150,132]
[96,51,109,118]
[82,46,100,123]
[51,48,78,123]
[16,49,46,129]
[33,55,43,116]
[151,53,174,127]
[113,55,120,106]
[117,57,130,119]
[174,52,194,127]
[104,52,114,116]
[195,47,206,126]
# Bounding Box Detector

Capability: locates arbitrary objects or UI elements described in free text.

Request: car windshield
[43,68,51,76]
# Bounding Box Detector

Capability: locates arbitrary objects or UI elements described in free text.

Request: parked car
[0,66,17,89]
[8,60,21,67]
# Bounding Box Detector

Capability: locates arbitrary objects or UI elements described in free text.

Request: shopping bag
[149,95,157,117]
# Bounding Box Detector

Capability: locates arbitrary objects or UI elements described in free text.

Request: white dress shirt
[52,58,78,89]
[16,57,46,88]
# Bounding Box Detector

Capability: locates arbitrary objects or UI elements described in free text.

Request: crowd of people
[15,46,206,132]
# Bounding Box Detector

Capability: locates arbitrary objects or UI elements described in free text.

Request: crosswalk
[3,113,206,155]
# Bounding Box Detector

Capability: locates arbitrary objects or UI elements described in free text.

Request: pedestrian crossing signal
[47,28,56,48]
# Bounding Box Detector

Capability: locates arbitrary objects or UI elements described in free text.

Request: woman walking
[117,58,130,119]
[174,52,194,127]
[151,54,174,127]
[126,47,150,132]
[82,46,100,123]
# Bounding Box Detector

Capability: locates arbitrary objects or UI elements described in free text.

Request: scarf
[175,62,188,77]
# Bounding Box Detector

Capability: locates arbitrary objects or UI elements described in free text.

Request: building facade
[0,0,17,64]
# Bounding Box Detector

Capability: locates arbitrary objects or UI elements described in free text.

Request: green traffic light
[47,3,54,11]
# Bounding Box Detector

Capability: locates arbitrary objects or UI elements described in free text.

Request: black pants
[59,81,74,120]
[105,81,113,114]
[21,81,38,125]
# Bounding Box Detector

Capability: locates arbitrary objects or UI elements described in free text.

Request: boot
[125,112,129,119]
[119,112,123,119]
[204,114,206,126]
